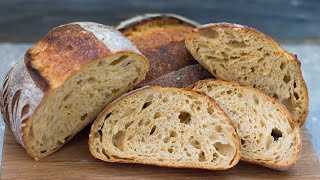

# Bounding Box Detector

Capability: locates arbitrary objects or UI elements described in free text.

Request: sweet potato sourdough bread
[89,86,241,170]
[0,22,149,160]
[192,80,302,170]
[185,23,308,126]
[117,14,212,88]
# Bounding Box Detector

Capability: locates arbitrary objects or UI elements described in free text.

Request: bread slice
[192,79,302,170]
[89,86,241,170]
[117,14,212,88]
[185,23,308,126]
[0,22,149,160]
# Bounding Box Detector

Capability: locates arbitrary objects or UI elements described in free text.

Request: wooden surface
[0,0,320,42]
[1,126,319,180]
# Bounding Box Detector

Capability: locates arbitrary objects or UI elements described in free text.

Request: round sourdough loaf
[117,14,212,88]
[0,22,149,160]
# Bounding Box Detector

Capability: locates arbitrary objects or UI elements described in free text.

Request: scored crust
[185,23,309,126]
[89,86,241,170]
[0,22,149,160]
[117,14,212,88]
[191,79,302,170]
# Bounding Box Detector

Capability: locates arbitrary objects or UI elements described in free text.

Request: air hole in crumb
[110,55,128,65]
[199,29,219,39]
[283,75,291,84]
[294,92,299,100]
[145,120,151,126]
[215,125,222,133]
[41,150,47,154]
[273,94,279,99]
[162,97,169,102]
[21,104,30,118]
[105,113,112,120]
[142,101,152,109]
[271,128,282,141]
[102,148,110,159]
[125,121,134,129]
[280,62,287,70]
[63,94,71,101]
[293,81,297,88]
[168,148,173,153]
[227,90,232,94]
[163,137,170,143]
[253,95,259,105]
[150,125,156,135]
[241,139,245,145]
[198,151,206,162]
[170,131,177,138]
[250,67,255,73]
[228,40,247,48]
[213,142,232,156]
[80,113,88,121]
[207,107,214,115]
[112,130,126,151]
[191,139,201,149]
[179,112,191,124]
[154,112,162,119]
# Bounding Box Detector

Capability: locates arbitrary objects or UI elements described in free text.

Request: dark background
[0,0,319,43]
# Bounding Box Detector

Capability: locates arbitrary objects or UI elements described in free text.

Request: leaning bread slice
[89,86,240,170]
[192,80,302,170]
[185,23,308,126]
[0,22,149,160]
[117,14,212,88]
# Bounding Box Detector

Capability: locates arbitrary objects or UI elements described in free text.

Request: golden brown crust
[117,14,212,87]
[186,23,309,126]
[89,86,241,170]
[25,24,110,90]
[191,79,302,171]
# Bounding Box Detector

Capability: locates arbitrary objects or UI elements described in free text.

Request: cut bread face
[23,52,147,159]
[192,80,302,170]
[185,23,308,126]
[89,86,240,170]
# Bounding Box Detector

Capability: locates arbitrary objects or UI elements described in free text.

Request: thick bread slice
[117,14,212,88]
[0,22,149,160]
[185,23,308,126]
[89,86,240,170]
[192,80,302,170]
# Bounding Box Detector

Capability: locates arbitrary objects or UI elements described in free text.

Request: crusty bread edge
[116,13,200,31]
[190,79,302,171]
[89,85,241,170]
[185,22,309,126]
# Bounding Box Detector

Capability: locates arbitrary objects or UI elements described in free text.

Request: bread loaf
[89,86,240,170]
[117,14,212,88]
[185,23,308,126]
[192,80,302,170]
[0,22,149,160]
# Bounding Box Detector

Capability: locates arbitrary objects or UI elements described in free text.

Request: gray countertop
[0,43,319,165]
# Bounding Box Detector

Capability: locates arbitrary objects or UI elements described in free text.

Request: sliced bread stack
[191,80,301,170]
[185,23,308,126]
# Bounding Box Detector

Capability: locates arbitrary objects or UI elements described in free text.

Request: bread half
[0,22,149,160]
[117,14,212,88]
[192,80,302,170]
[185,23,308,126]
[89,86,240,170]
